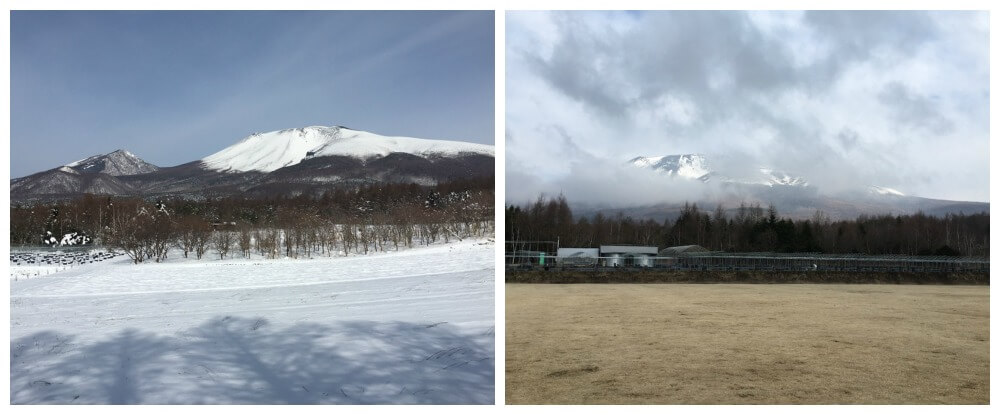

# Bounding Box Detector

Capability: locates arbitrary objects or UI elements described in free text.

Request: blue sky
[11,10,495,178]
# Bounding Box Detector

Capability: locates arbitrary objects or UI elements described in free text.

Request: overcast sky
[507,11,989,203]
[11,10,494,178]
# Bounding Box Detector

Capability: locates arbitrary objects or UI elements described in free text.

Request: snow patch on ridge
[757,168,809,187]
[869,185,905,196]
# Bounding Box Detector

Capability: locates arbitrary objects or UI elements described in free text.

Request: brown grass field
[505,283,989,404]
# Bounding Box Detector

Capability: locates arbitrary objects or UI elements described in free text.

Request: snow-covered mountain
[630,154,923,195]
[612,153,987,220]
[629,154,711,180]
[201,126,494,173]
[629,154,809,187]
[65,149,160,176]
[10,150,156,198]
[12,125,494,201]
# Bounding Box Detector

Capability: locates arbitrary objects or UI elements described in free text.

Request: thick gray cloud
[877,82,955,135]
[836,128,860,151]
[804,11,937,59]
[506,11,989,203]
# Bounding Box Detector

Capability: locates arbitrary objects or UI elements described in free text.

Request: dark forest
[506,195,988,257]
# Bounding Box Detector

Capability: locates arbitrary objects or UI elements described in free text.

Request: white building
[557,248,600,266]
[600,245,658,267]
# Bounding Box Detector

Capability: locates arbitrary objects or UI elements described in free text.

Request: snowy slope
[10,239,495,404]
[9,168,134,196]
[65,150,159,176]
[202,126,495,173]
[629,154,711,180]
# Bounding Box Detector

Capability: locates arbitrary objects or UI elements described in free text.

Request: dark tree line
[11,178,494,263]
[506,195,988,257]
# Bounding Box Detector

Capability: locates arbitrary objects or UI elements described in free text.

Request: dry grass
[505,284,989,404]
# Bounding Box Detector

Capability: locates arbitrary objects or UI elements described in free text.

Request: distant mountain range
[588,153,989,221]
[11,126,494,202]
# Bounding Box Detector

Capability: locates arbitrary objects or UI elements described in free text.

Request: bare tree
[176,217,200,259]
[107,201,154,264]
[213,229,233,260]
[238,225,253,258]
[193,225,210,260]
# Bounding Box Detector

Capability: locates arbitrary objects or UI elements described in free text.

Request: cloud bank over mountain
[506,11,989,204]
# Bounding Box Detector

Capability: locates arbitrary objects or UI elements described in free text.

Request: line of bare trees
[10,179,495,264]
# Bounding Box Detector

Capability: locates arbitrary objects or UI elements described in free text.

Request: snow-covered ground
[10,239,495,404]
[11,265,75,281]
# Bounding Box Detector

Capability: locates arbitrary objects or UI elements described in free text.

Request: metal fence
[504,241,558,266]
[505,252,990,273]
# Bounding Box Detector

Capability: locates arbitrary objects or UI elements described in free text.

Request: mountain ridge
[608,153,987,220]
[64,149,160,176]
[11,125,494,202]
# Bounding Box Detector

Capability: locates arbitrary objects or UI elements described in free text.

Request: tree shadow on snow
[10,318,494,404]
[10,329,174,404]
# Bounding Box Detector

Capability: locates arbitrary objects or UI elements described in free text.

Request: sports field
[506,284,988,404]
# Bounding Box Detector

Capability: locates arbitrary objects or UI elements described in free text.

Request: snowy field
[10,239,495,404]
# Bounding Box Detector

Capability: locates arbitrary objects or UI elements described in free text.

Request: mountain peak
[108,149,135,157]
[201,125,494,173]
[64,150,159,176]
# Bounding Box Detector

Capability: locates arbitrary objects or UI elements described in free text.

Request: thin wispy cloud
[11,11,494,178]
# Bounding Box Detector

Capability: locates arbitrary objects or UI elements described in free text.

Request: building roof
[557,248,600,257]
[659,245,709,255]
[600,245,658,255]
